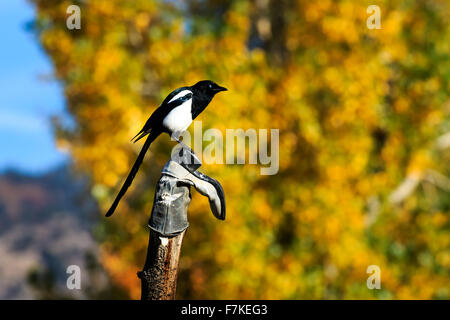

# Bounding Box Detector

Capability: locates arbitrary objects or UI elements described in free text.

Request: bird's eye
[208,84,213,89]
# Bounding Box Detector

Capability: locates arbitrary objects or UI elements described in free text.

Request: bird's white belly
[162,99,193,133]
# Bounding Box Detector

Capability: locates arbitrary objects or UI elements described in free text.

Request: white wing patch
[163,95,193,133]
[168,89,192,103]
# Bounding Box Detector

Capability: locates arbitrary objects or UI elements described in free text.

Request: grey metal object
[148,145,226,237]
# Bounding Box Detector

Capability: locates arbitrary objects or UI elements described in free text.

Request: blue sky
[0,1,68,174]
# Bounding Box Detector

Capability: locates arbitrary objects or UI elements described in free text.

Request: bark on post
[138,229,186,300]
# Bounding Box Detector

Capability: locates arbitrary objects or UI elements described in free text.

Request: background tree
[31,0,449,299]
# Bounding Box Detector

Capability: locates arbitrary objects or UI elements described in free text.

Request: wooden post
[137,157,191,300]
[136,147,223,300]
[138,229,186,300]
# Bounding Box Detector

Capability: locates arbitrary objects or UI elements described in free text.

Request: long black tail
[105,131,160,217]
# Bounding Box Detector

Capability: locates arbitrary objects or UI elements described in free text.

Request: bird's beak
[214,85,228,92]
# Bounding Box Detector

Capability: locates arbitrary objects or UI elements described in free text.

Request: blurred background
[0,0,449,299]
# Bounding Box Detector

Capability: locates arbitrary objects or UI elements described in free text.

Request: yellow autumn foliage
[31,0,449,299]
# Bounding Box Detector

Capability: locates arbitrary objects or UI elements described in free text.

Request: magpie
[105,80,227,217]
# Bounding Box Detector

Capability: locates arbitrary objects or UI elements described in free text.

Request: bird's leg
[170,131,200,168]
[171,132,191,152]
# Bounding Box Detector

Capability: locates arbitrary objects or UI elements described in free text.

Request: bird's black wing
[132,87,192,142]
[106,87,194,217]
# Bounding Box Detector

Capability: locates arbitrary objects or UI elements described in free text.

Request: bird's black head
[191,80,227,97]
[189,80,227,119]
